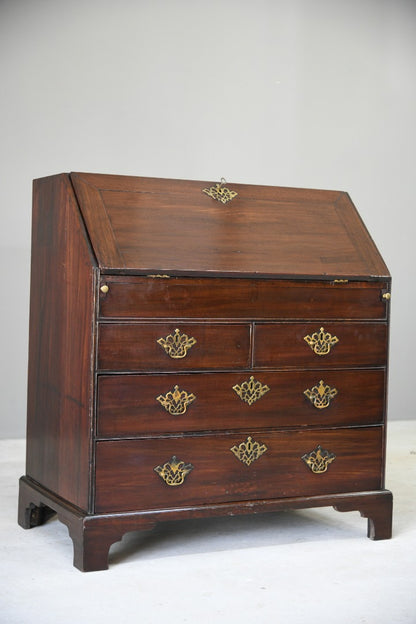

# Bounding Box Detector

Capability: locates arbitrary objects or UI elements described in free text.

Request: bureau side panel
[26,174,97,511]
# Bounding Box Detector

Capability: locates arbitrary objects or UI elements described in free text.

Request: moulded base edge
[18,475,393,572]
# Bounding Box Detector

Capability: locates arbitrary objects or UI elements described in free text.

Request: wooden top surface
[69,172,389,279]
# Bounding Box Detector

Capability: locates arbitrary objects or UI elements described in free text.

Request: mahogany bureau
[18,173,393,571]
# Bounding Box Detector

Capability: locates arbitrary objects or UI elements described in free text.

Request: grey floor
[1,420,415,624]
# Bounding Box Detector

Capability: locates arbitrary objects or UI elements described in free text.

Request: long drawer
[97,369,385,436]
[94,426,383,512]
[99,277,388,320]
[97,323,251,371]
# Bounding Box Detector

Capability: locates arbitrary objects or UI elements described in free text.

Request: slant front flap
[70,172,389,279]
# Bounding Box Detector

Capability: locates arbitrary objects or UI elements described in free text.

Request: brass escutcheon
[202,178,238,204]
[302,445,336,474]
[156,385,196,415]
[230,436,268,466]
[304,379,338,409]
[232,376,270,405]
[157,328,197,359]
[154,456,194,486]
[304,327,339,356]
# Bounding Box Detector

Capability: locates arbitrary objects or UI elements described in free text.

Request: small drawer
[96,369,385,436]
[99,276,388,321]
[254,322,387,368]
[97,323,250,371]
[94,426,383,513]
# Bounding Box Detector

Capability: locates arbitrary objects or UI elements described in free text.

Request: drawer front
[97,323,250,371]
[95,427,383,512]
[97,369,385,436]
[99,277,388,320]
[254,322,387,368]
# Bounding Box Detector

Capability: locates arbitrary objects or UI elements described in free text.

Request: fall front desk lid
[69,172,389,280]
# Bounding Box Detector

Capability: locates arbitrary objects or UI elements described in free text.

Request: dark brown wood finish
[97,369,385,436]
[99,276,389,320]
[98,323,251,371]
[94,427,383,513]
[18,476,392,572]
[71,173,389,279]
[25,174,96,511]
[19,172,392,571]
[254,322,388,368]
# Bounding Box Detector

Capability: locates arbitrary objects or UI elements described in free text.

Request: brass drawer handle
[302,445,336,473]
[156,385,196,415]
[232,376,270,405]
[304,327,339,355]
[304,380,338,409]
[157,328,197,359]
[230,436,268,466]
[154,455,194,486]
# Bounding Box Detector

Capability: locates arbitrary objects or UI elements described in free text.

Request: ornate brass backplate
[304,379,338,409]
[302,445,336,474]
[157,328,197,359]
[202,178,238,204]
[230,436,268,466]
[232,376,270,405]
[304,327,339,356]
[156,385,196,415]
[154,455,194,486]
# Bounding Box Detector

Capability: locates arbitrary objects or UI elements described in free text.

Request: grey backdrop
[1,0,415,438]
